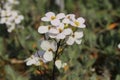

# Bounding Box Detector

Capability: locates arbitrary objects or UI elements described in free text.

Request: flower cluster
[0,0,24,32]
[38,12,85,45]
[26,41,57,65]
[25,12,86,70]
[25,51,47,66]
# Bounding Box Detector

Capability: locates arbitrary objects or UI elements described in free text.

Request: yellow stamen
[59,29,63,33]
[48,26,51,30]
[48,48,53,52]
[67,16,70,19]
[72,34,75,38]
[74,21,80,26]
[51,16,56,20]
[64,23,68,28]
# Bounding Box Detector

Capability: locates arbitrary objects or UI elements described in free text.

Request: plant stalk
[52,41,61,80]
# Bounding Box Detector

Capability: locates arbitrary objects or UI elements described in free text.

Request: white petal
[57,23,64,30]
[51,41,57,51]
[7,25,15,33]
[45,12,55,18]
[55,60,62,69]
[26,56,40,66]
[49,28,59,34]
[62,18,70,24]
[63,28,72,35]
[15,18,21,24]
[74,31,83,39]
[66,37,75,45]
[0,18,6,24]
[1,10,6,17]
[70,21,76,26]
[48,33,57,38]
[41,17,50,21]
[19,15,24,20]
[51,19,60,26]
[77,17,85,23]
[66,14,75,21]
[38,26,49,34]
[40,40,51,51]
[6,20,12,25]
[11,11,18,16]
[43,51,53,61]
[26,60,33,66]
[78,24,86,28]
[75,39,82,44]
[56,33,65,39]
[56,13,65,19]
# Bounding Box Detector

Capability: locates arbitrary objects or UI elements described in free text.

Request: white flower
[0,10,11,17]
[38,25,58,34]
[118,43,120,49]
[41,12,65,26]
[66,31,83,45]
[49,23,72,39]
[25,55,40,66]
[0,9,24,32]
[62,14,75,24]
[25,50,51,66]
[10,11,24,24]
[55,60,67,69]
[14,15,24,24]
[34,51,48,63]
[70,17,86,28]
[38,25,60,39]
[40,40,57,61]
[38,26,51,34]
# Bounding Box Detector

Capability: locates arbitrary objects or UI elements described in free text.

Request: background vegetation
[0,0,120,80]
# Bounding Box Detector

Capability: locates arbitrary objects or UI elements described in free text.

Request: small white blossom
[41,12,65,26]
[34,51,48,63]
[70,17,86,28]
[38,26,51,34]
[25,51,50,66]
[62,14,75,24]
[49,23,72,39]
[55,60,67,69]
[25,55,40,66]
[0,0,24,32]
[40,40,57,61]
[38,25,58,34]
[66,31,83,45]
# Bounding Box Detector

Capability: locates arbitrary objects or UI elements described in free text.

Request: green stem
[52,40,61,80]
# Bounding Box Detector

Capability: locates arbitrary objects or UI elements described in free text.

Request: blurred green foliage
[0,0,120,80]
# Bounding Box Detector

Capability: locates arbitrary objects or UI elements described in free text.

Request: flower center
[72,34,75,38]
[51,16,56,20]
[48,48,53,52]
[64,23,68,28]
[59,29,63,33]
[48,26,51,30]
[74,21,80,26]
[67,16,70,19]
